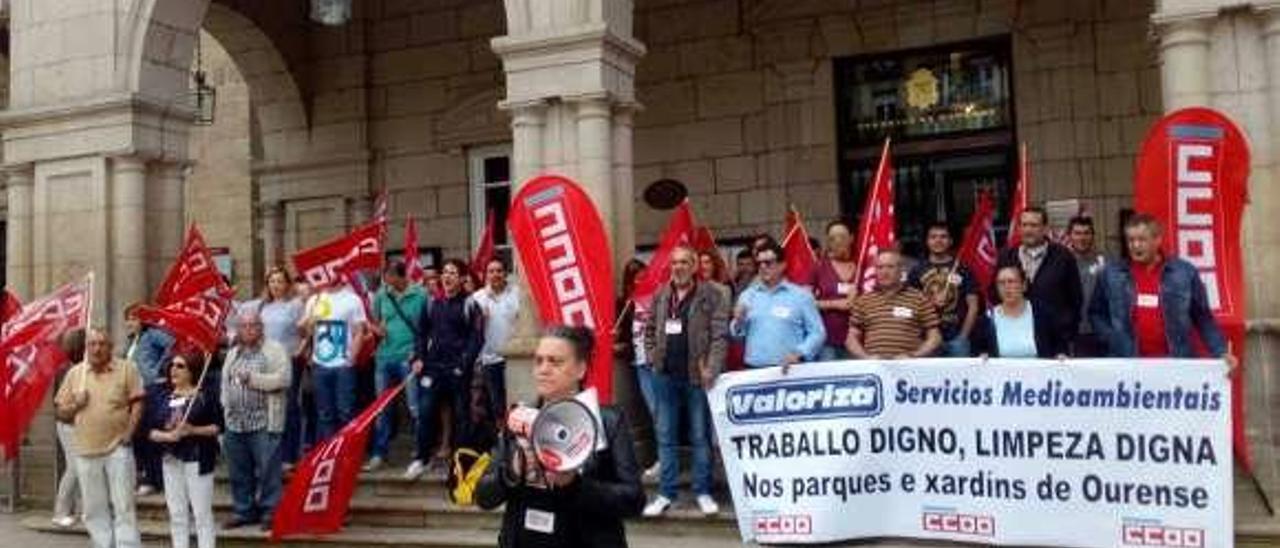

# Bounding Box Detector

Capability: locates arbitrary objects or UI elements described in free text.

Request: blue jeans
[635,364,659,425]
[941,336,971,358]
[282,360,316,464]
[371,356,419,459]
[223,431,282,523]
[655,374,712,499]
[313,365,357,441]
[414,370,472,461]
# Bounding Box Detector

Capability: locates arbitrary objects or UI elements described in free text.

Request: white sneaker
[362,456,384,472]
[135,485,156,497]
[51,515,76,528]
[403,459,426,480]
[642,463,660,481]
[696,494,719,516]
[642,495,672,517]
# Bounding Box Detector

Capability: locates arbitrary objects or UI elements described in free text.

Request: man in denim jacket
[1089,213,1237,370]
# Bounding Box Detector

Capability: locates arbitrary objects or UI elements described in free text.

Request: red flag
[508,175,616,403]
[853,139,897,294]
[956,191,999,291]
[135,292,233,354]
[403,216,424,284]
[291,220,386,290]
[155,226,229,306]
[632,200,695,311]
[273,383,405,540]
[0,290,22,325]
[0,275,93,461]
[1134,107,1251,470]
[1007,142,1030,248]
[470,210,496,282]
[781,208,817,285]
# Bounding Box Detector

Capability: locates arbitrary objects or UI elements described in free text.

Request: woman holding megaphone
[476,325,645,547]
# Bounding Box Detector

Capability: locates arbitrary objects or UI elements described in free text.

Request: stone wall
[630,0,1159,254]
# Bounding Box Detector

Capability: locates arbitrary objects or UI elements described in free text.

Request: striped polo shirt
[850,285,939,357]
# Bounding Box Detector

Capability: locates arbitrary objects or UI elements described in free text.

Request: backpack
[446,447,491,506]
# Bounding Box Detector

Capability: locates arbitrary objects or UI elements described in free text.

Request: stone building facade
[2,0,1280,505]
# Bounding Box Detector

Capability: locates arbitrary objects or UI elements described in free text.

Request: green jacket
[373,284,427,361]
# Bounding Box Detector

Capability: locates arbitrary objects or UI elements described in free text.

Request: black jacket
[996,243,1082,346]
[146,385,222,475]
[476,405,645,548]
[970,300,1068,358]
[415,292,485,377]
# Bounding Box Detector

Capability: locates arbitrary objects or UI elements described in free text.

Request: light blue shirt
[731,281,825,367]
[993,302,1038,358]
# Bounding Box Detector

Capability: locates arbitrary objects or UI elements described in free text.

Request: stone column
[612,104,638,264]
[149,162,187,286]
[574,95,616,248]
[1157,17,1213,110]
[111,156,149,325]
[510,102,548,186]
[260,200,285,269]
[4,165,34,298]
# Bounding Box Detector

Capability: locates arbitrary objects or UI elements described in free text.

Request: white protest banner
[709,358,1232,547]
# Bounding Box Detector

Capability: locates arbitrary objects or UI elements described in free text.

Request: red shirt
[1131,260,1168,357]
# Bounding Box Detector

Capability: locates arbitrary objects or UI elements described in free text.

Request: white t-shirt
[470,284,521,365]
[305,286,367,368]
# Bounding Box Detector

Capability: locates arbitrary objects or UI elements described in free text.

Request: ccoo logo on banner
[708,359,1232,547]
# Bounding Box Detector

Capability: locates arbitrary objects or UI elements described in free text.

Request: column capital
[572,95,614,119]
[112,155,149,175]
[1261,4,1280,37]
[3,164,34,187]
[1154,16,1213,49]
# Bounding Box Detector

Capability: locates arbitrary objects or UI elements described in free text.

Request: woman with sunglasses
[147,352,222,548]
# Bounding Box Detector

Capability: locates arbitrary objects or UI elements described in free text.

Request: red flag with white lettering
[632,200,695,311]
[272,382,404,540]
[1007,143,1030,248]
[135,292,233,354]
[853,139,896,294]
[291,220,387,290]
[1,289,22,326]
[0,274,93,461]
[155,226,229,306]
[1134,107,1251,471]
[781,208,817,285]
[508,175,616,403]
[403,216,424,284]
[957,190,999,292]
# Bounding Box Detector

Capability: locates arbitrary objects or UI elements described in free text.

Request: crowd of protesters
[45,205,1236,548]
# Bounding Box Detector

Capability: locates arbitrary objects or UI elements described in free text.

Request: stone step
[133,492,739,539]
[20,514,746,548]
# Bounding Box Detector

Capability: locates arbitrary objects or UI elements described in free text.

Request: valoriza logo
[1122,524,1204,547]
[753,514,812,536]
[921,511,995,537]
[727,375,882,424]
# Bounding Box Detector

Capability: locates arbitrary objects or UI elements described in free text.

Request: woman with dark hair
[614,258,659,478]
[477,325,645,547]
[148,352,222,548]
[972,264,1068,359]
[811,219,858,361]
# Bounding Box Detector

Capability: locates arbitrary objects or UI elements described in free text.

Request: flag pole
[611,299,634,335]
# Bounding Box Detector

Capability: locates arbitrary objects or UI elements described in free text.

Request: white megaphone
[509,388,607,473]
